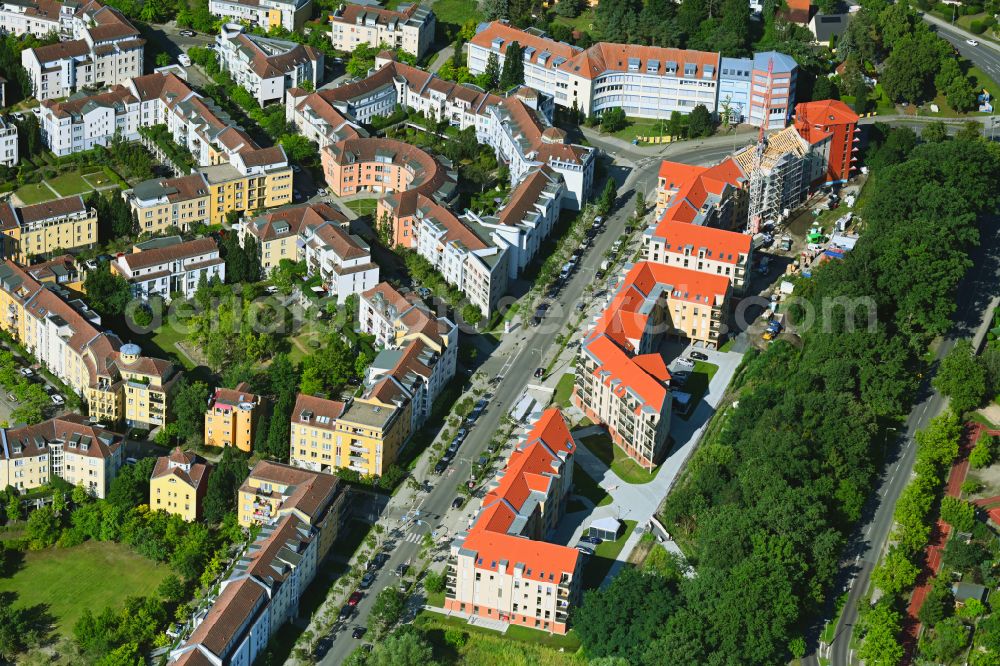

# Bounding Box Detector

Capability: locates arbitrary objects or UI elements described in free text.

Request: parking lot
[0,340,70,425]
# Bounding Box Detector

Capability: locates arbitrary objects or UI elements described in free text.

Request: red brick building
[793,99,860,186]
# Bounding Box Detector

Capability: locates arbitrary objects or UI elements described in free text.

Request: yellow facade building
[238,460,347,559]
[125,174,212,235]
[0,261,179,429]
[204,383,264,452]
[204,160,294,226]
[288,384,412,478]
[150,447,210,522]
[0,195,98,263]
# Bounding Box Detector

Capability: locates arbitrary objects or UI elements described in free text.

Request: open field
[0,540,171,636]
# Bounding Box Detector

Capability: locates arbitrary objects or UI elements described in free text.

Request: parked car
[434,460,448,474]
[675,357,695,369]
[452,496,465,509]
[581,535,602,545]
[352,627,367,639]
[179,29,196,37]
[125,457,138,465]
[576,545,595,557]
[50,394,65,406]
[339,605,353,621]
[6,393,18,403]
[534,367,544,378]
[395,563,409,577]
[689,351,709,361]
[317,188,328,196]
[19,368,33,377]
[178,54,192,66]
[373,552,390,569]
[360,572,375,589]
[348,591,363,606]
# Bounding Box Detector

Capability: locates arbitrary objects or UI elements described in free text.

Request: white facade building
[21,1,143,101]
[112,236,225,304]
[0,117,18,167]
[299,219,379,300]
[208,0,311,31]
[0,0,74,38]
[329,2,435,58]
[216,23,323,107]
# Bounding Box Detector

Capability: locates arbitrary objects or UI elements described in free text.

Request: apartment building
[651,157,745,226]
[204,382,265,452]
[300,216,379,300]
[643,220,752,294]
[467,21,796,129]
[0,117,17,167]
[208,0,311,31]
[321,136,456,201]
[288,386,412,477]
[0,260,179,428]
[216,23,323,107]
[0,0,74,38]
[0,414,123,498]
[716,51,798,129]
[329,2,435,58]
[465,166,564,279]
[150,447,210,522]
[174,462,346,666]
[575,262,730,468]
[23,254,84,290]
[39,84,138,157]
[482,94,594,210]
[792,98,860,186]
[239,202,340,275]
[21,1,143,101]
[445,409,581,634]
[111,236,225,304]
[0,194,97,262]
[360,281,458,430]
[124,174,212,235]
[237,460,347,554]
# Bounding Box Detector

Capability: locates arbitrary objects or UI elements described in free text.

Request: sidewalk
[922,12,1000,54]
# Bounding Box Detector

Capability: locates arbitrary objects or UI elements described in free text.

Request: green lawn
[579,433,661,485]
[46,172,94,197]
[581,519,638,589]
[343,198,378,217]
[553,7,595,33]
[552,372,575,407]
[677,360,718,418]
[572,461,611,507]
[414,611,582,657]
[0,541,171,636]
[430,0,483,27]
[608,117,671,144]
[14,182,57,205]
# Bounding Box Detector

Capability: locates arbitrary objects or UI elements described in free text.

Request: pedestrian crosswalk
[401,531,425,544]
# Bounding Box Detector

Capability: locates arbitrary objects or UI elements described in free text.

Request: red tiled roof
[654,220,751,264]
[292,394,346,429]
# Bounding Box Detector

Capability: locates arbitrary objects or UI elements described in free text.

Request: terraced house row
[39,69,293,231]
[0,194,97,263]
[0,260,179,429]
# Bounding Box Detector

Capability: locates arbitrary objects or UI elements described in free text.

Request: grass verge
[344,197,378,217]
[581,519,638,589]
[414,610,581,652]
[572,461,611,507]
[552,372,575,407]
[579,433,660,485]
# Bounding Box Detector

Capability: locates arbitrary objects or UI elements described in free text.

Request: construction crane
[746,58,774,236]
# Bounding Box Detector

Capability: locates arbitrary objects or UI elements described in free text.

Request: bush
[444,628,468,647]
[971,20,986,34]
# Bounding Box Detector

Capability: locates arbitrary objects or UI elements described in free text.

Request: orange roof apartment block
[574,261,731,468]
[205,382,266,453]
[445,409,581,634]
[793,98,860,186]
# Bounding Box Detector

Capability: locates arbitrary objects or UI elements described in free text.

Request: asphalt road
[923,13,1000,85]
[315,153,665,665]
[814,216,1000,666]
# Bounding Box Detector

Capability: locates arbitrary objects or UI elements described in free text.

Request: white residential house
[0,117,17,167]
[329,2,435,58]
[111,236,225,304]
[216,23,324,107]
[298,220,380,300]
[208,0,312,31]
[0,0,75,38]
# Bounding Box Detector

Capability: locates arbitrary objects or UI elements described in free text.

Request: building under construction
[733,125,821,229]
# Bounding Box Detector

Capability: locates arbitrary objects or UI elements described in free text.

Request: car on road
[373,552,390,569]
[348,591,363,606]
[352,627,367,639]
[395,563,409,577]
[50,394,65,406]
[317,188,328,196]
[534,367,544,378]
[689,351,709,361]
[179,29,196,37]
[434,459,448,474]
[125,457,138,465]
[178,54,192,66]
[674,357,695,369]
[967,38,979,46]
[19,368,33,377]
[339,605,353,621]
[452,496,465,509]
[581,535,602,545]
[360,572,376,589]
[291,165,301,173]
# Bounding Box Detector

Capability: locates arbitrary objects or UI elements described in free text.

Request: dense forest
[571,128,1000,663]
